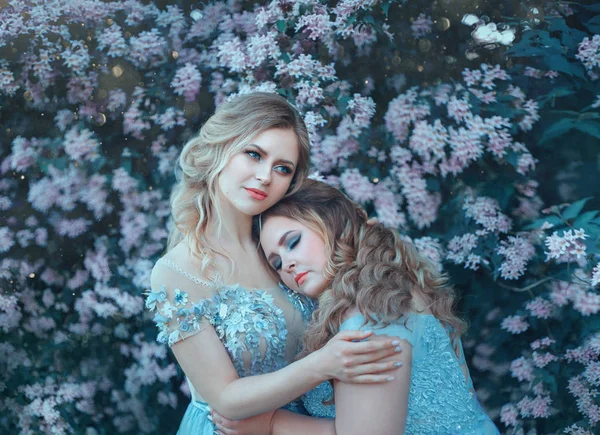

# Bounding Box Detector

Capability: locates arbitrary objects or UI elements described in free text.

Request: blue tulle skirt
[177,400,215,435]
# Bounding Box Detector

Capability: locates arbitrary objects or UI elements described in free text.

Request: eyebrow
[248,144,296,169]
[267,230,294,261]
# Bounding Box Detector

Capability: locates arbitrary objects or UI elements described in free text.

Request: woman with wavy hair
[213,179,499,434]
[145,93,404,435]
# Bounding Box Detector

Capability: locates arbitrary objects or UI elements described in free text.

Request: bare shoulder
[150,242,216,298]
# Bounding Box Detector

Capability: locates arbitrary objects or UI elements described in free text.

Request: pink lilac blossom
[545,228,588,263]
[339,168,375,203]
[510,356,534,382]
[576,35,600,72]
[531,337,556,350]
[373,183,406,229]
[526,297,556,319]
[54,110,75,132]
[385,87,431,142]
[247,31,280,68]
[518,99,540,132]
[296,12,332,41]
[97,23,128,57]
[463,195,512,234]
[584,361,600,386]
[517,394,552,418]
[61,40,90,75]
[347,94,376,129]
[0,60,19,95]
[9,136,41,172]
[107,89,127,112]
[63,127,100,162]
[128,28,168,68]
[446,233,480,268]
[54,218,91,238]
[392,163,440,229]
[66,72,98,105]
[411,14,433,38]
[413,237,443,272]
[408,120,447,163]
[0,227,15,253]
[496,236,535,280]
[84,240,111,283]
[217,37,248,73]
[499,403,518,427]
[151,108,186,131]
[171,63,202,102]
[573,290,600,316]
[564,424,594,435]
[568,375,600,426]
[591,264,600,287]
[532,351,559,368]
[501,315,529,334]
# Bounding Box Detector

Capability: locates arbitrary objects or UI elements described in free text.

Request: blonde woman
[213,179,499,434]
[145,94,405,435]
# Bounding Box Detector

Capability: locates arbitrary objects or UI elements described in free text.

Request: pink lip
[294,271,308,286]
[245,188,268,201]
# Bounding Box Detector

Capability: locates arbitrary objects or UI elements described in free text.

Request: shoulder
[340,311,421,347]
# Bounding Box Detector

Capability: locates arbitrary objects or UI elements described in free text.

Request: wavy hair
[259,180,466,354]
[167,92,310,280]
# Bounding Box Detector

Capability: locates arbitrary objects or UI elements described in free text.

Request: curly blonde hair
[167,92,310,280]
[259,180,466,354]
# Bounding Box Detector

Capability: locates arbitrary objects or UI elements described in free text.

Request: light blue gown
[146,258,314,435]
[303,313,500,435]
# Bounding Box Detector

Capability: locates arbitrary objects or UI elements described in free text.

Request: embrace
[145,93,499,434]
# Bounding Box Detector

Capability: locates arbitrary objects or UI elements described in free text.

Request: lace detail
[158,257,219,288]
[303,314,498,434]
[302,381,335,419]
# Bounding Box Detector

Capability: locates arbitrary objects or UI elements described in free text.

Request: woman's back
[303,313,499,435]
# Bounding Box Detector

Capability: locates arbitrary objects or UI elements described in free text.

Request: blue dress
[303,313,499,435]
[145,258,314,435]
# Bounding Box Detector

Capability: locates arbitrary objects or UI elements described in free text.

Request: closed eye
[271,257,282,271]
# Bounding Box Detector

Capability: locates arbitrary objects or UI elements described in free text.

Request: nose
[255,164,271,185]
[282,257,296,273]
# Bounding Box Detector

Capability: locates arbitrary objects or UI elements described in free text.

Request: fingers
[346,359,403,377]
[334,329,374,341]
[351,337,403,355]
[348,373,399,384]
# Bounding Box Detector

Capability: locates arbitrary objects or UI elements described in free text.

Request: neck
[206,192,254,248]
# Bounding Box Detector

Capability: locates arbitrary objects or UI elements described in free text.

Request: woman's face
[260,215,329,298]
[217,128,299,216]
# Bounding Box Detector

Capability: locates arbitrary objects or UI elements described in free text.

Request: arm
[150,267,403,421]
[268,341,412,435]
[333,340,412,435]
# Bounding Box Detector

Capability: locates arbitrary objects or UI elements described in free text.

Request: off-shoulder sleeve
[145,261,218,346]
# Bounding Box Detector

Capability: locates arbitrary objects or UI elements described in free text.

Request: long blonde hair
[259,180,466,354]
[168,92,310,280]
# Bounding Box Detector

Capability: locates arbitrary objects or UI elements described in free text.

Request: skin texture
[260,215,329,299]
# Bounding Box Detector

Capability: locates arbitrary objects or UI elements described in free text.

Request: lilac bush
[1,0,599,433]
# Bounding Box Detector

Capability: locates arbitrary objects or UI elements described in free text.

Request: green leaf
[544,55,572,76]
[276,20,287,33]
[586,15,600,34]
[381,1,390,17]
[562,197,592,220]
[574,211,599,228]
[574,121,600,140]
[523,215,564,230]
[539,118,576,144]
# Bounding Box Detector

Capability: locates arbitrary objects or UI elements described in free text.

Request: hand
[312,330,404,384]
[211,409,274,435]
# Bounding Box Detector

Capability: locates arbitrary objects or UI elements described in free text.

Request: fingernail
[394,361,403,367]
[395,346,402,352]
[391,340,400,346]
[387,376,395,381]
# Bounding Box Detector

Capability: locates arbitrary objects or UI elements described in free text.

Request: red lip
[245,188,268,200]
[294,271,309,286]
